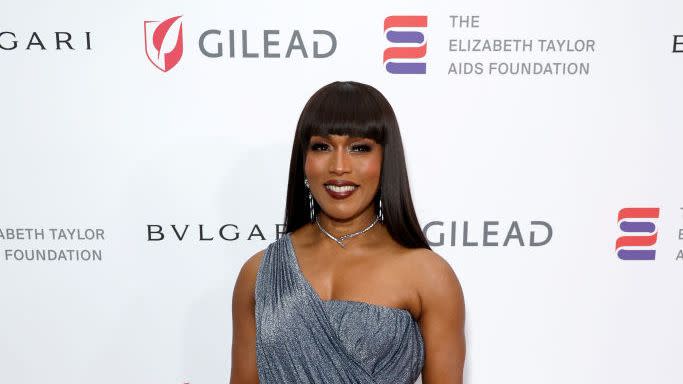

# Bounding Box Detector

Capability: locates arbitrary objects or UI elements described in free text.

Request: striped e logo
[383,16,428,74]
[615,207,659,260]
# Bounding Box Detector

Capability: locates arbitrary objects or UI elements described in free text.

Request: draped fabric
[255,233,425,384]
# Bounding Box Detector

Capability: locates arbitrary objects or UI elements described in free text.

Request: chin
[320,206,369,221]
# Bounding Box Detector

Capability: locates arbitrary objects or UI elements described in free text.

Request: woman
[230,81,465,383]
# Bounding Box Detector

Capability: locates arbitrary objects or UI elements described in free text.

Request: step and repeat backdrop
[2,0,682,383]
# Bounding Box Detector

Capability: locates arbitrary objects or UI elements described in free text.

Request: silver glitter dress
[255,232,425,383]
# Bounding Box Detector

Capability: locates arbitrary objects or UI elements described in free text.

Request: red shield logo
[144,15,184,72]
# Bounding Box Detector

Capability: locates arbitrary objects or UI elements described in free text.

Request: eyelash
[310,143,371,152]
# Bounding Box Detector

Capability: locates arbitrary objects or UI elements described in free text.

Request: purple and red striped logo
[383,16,427,74]
[615,207,659,260]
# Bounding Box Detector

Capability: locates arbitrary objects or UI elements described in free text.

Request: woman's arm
[416,250,466,384]
[229,251,264,384]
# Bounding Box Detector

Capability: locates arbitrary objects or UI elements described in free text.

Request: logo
[615,207,659,260]
[423,220,552,247]
[142,16,336,71]
[383,15,428,74]
[144,15,184,72]
[0,31,92,51]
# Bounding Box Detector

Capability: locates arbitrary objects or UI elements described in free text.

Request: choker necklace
[315,214,380,248]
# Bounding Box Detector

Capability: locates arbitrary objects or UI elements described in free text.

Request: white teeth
[325,185,357,193]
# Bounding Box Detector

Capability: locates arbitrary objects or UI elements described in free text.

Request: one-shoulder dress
[254,232,425,384]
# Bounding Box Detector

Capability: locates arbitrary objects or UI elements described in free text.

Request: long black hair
[283,81,430,250]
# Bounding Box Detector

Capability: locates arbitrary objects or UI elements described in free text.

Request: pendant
[315,214,380,248]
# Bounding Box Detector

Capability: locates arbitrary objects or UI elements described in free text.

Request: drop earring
[378,195,384,223]
[304,178,315,222]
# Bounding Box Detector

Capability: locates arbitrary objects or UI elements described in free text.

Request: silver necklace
[315,214,380,248]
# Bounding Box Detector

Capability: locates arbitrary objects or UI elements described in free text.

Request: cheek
[304,155,324,177]
[357,153,382,182]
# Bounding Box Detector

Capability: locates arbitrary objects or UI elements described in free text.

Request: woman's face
[304,134,383,221]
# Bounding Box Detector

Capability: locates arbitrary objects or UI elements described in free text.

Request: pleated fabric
[255,232,425,384]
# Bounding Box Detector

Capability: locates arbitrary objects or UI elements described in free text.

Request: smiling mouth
[324,184,359,193]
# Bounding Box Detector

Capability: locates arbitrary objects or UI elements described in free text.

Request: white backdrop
[2,1,682,383]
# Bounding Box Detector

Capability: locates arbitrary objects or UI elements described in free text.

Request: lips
[324,179,358,199]
[325,179,358,186]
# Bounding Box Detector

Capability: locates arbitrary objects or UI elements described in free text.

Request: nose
[329,147,351,175]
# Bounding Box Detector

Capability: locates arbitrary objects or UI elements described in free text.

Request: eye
[310,142,329,151]
[350,144,372,152]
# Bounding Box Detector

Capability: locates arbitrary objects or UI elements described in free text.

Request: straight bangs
[297,84,387,148]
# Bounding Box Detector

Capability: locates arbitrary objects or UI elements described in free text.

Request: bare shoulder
[232,249,266,305]
[241,249,266,278]
[403,248,465,319]
[404,247,460,285]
